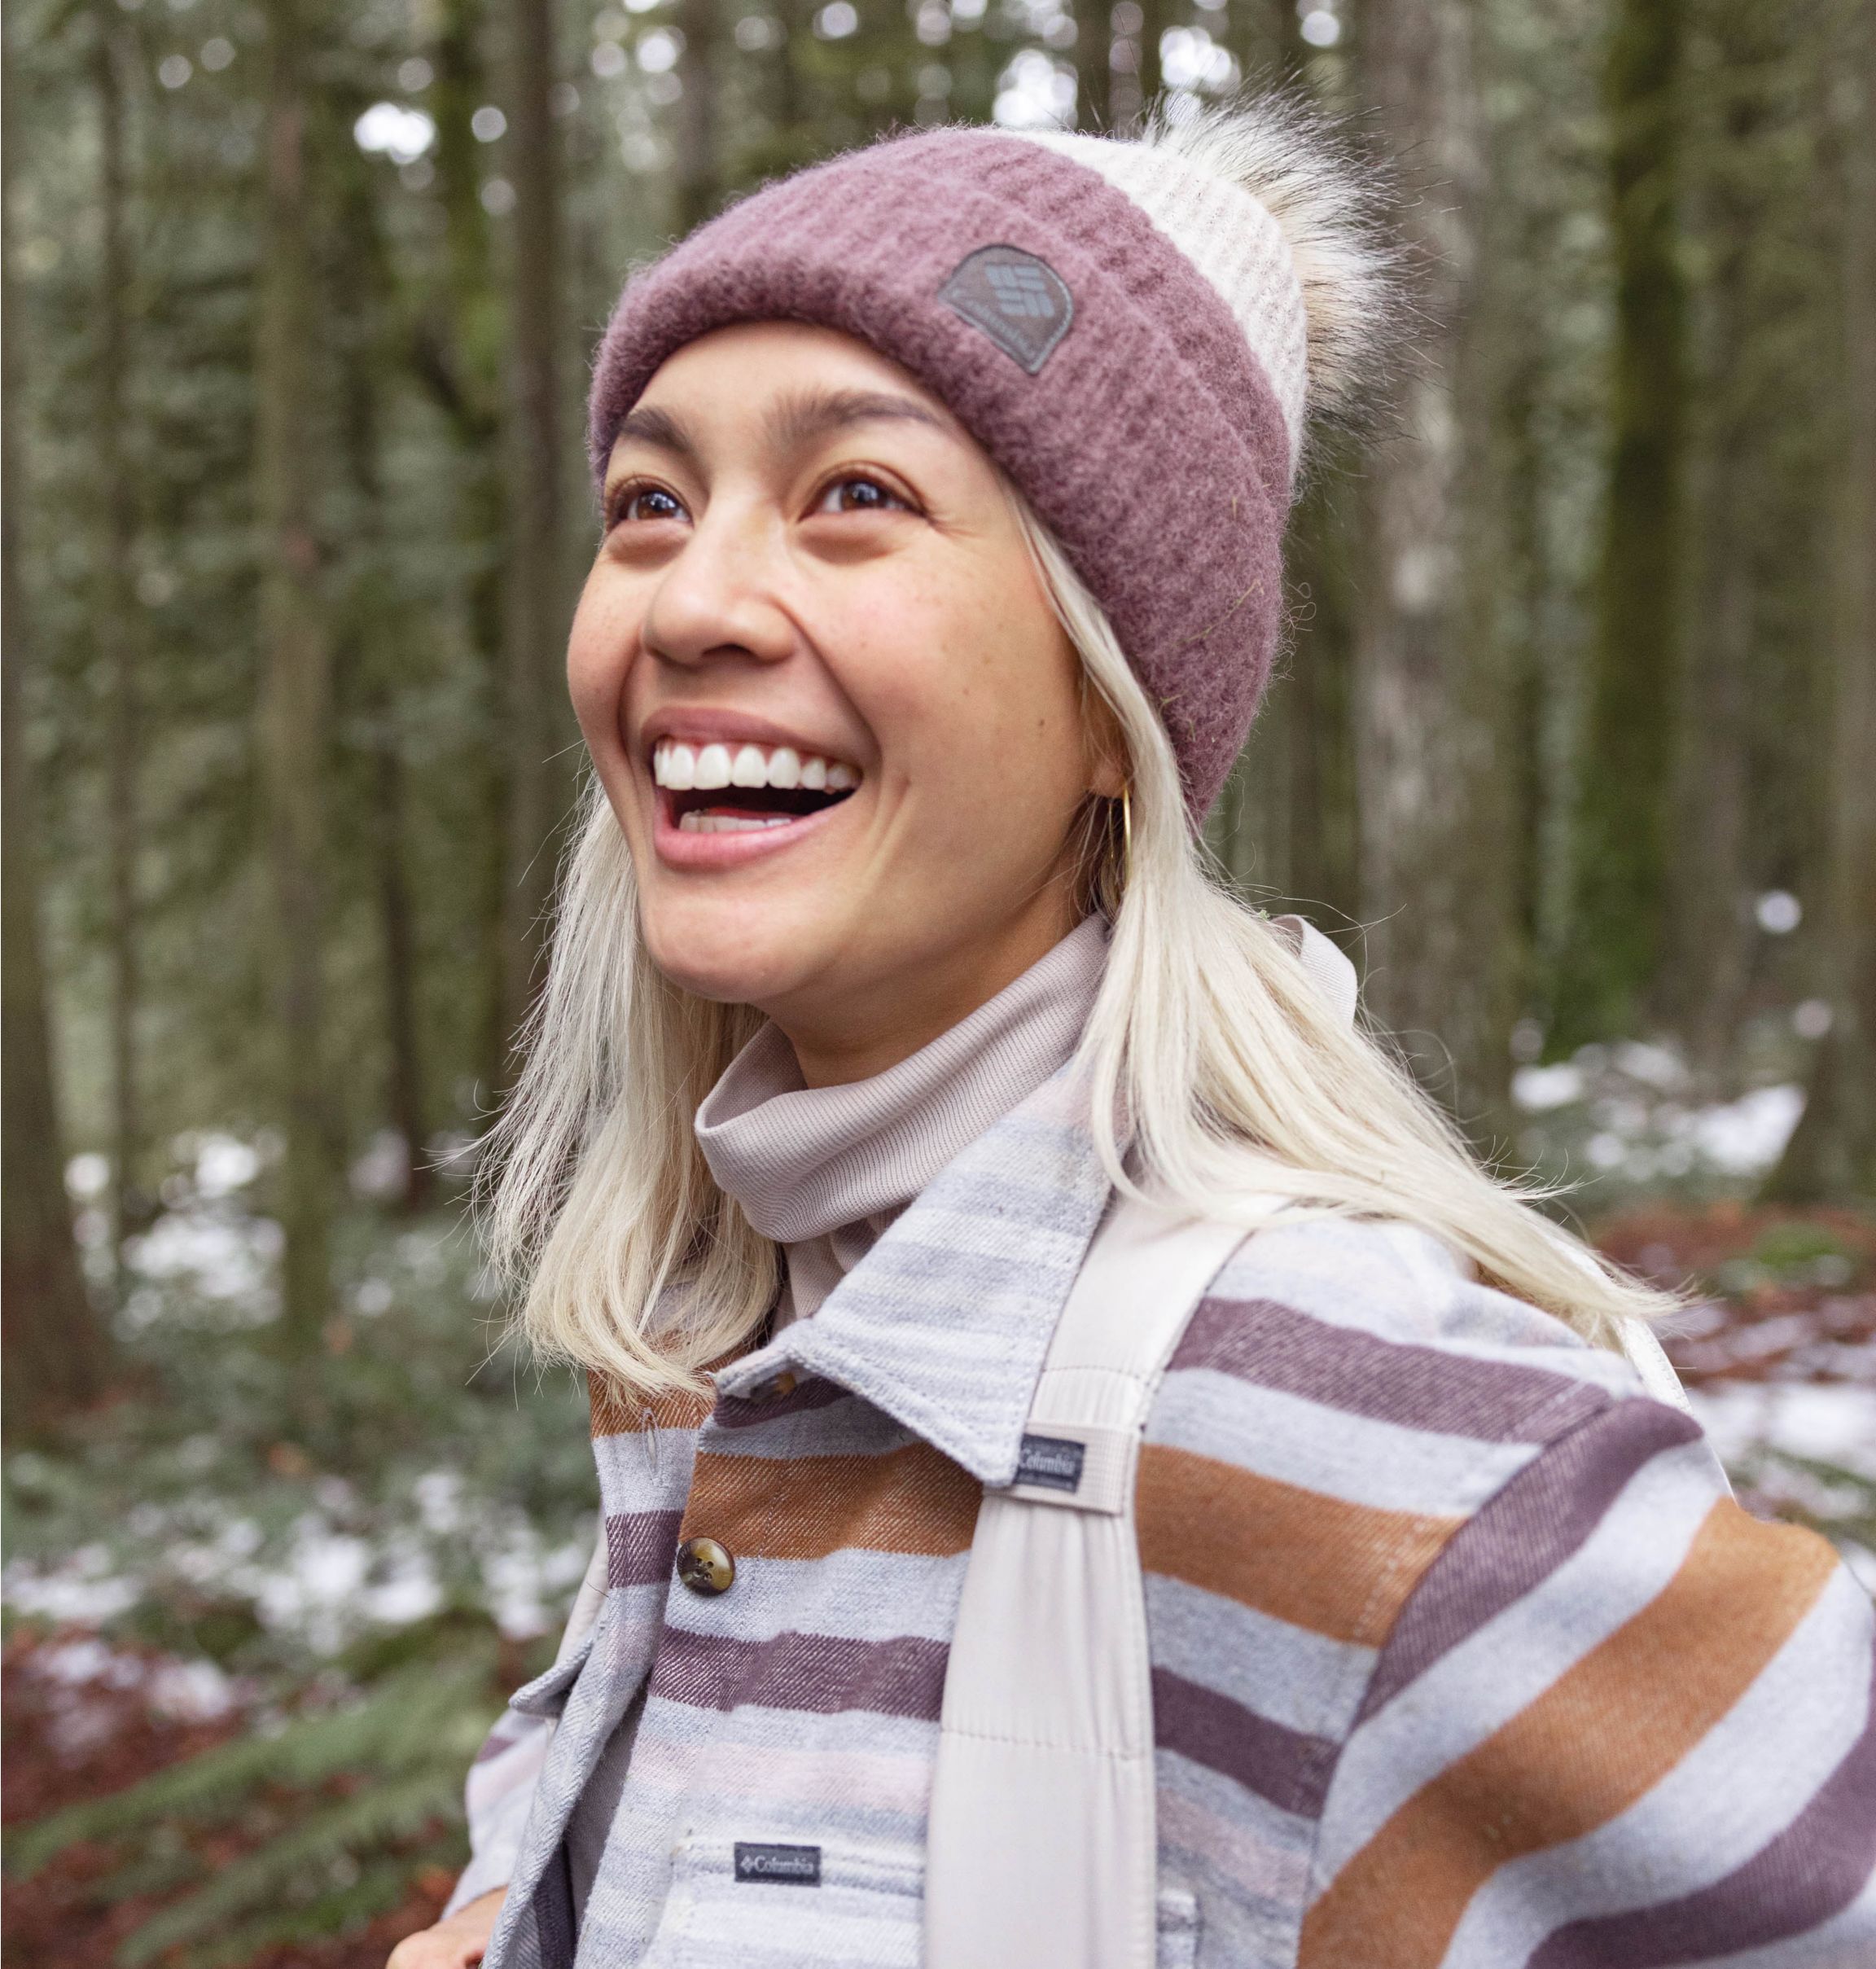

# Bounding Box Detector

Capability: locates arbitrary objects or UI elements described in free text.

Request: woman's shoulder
[1148,1211,1663,1530]
[1200,1208,1641,1401]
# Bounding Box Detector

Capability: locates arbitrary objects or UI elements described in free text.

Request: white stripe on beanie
[1015,129,1310,470]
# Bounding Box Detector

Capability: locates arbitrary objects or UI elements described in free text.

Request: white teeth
[659,742,696,790]
[677,812,795,833]
[651,738,862,795]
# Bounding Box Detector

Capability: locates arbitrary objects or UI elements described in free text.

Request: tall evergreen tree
[255,0,335,1356]
[2,18,112,1432]
[497,0,570,1072]
[1347,0,1523,1137]
[1556,0,1688,1045]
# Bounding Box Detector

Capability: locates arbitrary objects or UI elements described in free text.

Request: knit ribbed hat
[589,101,1389,818]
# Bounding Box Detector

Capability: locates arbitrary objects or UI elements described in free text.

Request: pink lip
[651,786,854,871]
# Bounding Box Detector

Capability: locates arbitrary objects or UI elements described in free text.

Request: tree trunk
[337,141,433,1217]
[255,0,334,1355]
[374,734,434,1210]
[674,0,719,230]
[94,0,145,1287]
[2,22,112,1434]
[1348,0,1518,1139]
[1764,0,1876,1203]
[1136,0,1167,108]
[1205,459,1362,932]
[1555,0,1686,1046]
[427,0,511,1109]
[498,0,567,1072]
[1075,0,1111,129]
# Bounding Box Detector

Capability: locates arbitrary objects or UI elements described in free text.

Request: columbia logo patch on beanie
[938,244,1074,375]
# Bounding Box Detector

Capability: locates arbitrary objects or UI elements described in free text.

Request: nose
[641,501,795,672]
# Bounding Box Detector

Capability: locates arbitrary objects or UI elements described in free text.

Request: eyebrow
[612,404,695,463]
[609,388,948,479]
[762,387,949,454]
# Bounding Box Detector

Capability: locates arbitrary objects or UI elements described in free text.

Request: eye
[813,475,909,516]
[609,483,689,527]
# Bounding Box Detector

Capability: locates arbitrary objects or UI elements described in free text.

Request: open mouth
[652,739,861,835]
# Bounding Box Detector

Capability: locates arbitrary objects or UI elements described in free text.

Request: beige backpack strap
[923,1195,1255,1969]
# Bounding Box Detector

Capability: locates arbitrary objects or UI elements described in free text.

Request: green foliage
[7,1647,501,1967]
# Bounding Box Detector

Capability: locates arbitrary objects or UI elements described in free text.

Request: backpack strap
[923,1193,1260,1969]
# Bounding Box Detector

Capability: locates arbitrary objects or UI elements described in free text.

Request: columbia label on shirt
[734,1842,822,1886]
[1016,1432,1085,1493]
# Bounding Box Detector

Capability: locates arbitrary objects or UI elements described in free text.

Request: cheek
[565,577,642,757]
[875,570,1086,822]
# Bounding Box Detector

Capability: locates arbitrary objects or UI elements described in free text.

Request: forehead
[611,321,970,466]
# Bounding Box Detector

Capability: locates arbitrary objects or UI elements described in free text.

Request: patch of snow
[1514,1063,1585,1112]
[124,1210,279,1308]
[360,1556,444,1628]
[1689,1382,1876,1483]
[4,1545,142,1625]
[148,1657,235,1721]
[1612,1041,1685,1091]
[1684,1085,1804,1176]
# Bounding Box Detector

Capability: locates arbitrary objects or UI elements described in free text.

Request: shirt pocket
[642,1835,1201,1969]
[644,1833,923,1969]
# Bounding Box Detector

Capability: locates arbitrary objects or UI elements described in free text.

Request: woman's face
[568,322,1117,1084]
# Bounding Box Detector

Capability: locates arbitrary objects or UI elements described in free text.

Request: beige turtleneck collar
[695,915,1110,1326]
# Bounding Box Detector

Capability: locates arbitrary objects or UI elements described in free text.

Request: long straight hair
[481,502,1667,1397]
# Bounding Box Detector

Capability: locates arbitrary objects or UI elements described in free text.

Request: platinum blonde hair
[482,93,1668,1394]
[482,496,1666,1397]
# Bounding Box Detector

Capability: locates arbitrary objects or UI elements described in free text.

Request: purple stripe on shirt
[1152,1667,1339,1821]
[1526,1643,1876,1967]
[1172,1295,1610,1445]
[651,1624,950,1722]
[607,1509,686,1588]
[713,1375,854,1431]
[1355,1398,1698,1726]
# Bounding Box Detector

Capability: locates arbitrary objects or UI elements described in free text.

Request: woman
[394,98,1875,1969]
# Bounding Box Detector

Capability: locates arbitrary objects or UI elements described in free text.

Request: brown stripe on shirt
[1137,1442,1460,1646]
[589,1370,715,1440]
[1300,1499,1843,1969]
[681,1440,982,1561]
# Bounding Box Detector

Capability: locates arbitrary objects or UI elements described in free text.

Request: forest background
[2,0,1874,1957]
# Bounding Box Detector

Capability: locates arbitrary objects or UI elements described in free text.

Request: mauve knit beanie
[588,97,1394,818]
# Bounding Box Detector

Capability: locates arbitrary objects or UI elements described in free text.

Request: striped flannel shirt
[458,1072,1876,1968]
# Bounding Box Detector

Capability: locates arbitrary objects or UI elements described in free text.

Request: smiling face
[568,321,1120,1086]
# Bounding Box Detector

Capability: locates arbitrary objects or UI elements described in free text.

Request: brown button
[753,1370,798,1403]
[676,1536,734,1596]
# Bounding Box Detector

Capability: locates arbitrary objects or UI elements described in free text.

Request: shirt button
[676,1536,734,1596]
[752,1370,798,1403]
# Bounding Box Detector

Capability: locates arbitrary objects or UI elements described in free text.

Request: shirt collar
[712,1064,1112,1485]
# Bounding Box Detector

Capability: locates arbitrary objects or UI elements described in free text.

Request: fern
[6,1634,504,1969]
[116,1769,463,1966]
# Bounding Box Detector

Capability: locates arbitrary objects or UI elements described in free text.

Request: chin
[640,910,829,1013]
